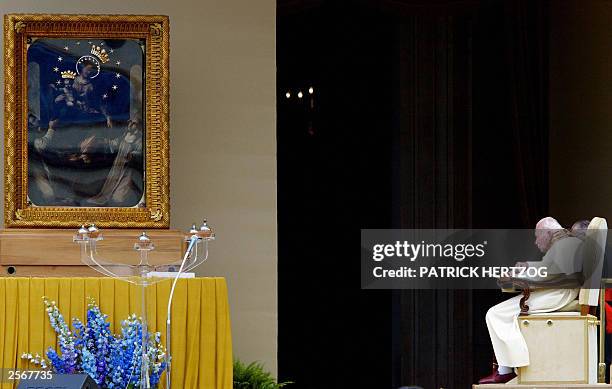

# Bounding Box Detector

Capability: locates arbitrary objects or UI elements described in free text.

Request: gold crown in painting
[90,45,109,63]
[61,70,77,79]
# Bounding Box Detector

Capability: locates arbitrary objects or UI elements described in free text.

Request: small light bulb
[285,91,291,99]
[308,87,314,94]
[297,91,303,98]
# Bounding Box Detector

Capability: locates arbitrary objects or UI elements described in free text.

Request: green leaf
[233,359,293,389]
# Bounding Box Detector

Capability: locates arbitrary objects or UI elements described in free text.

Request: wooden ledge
[0,228,187,277]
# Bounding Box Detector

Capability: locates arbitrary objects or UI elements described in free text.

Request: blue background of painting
[26,38,145,207]
[27,38,143,126]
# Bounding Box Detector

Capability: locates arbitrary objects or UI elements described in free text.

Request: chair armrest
[497,276,583,314]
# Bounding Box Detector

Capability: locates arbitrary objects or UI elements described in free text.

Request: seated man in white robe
[478,216,583,384]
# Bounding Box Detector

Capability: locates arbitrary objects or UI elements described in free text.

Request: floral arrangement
[22,297,167,389]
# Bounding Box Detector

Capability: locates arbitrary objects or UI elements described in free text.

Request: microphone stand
[166,221,214,389]
[165,234,198,389]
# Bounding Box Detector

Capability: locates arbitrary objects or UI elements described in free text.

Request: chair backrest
[578,217,607,310]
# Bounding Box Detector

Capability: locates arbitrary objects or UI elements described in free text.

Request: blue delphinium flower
[22,297,168,389]
[72,318,85,358]
[148,332,167,386]
[43,297,78,374]
[81,348,97,379]
[106,314,140,387]
[82,298,113,385]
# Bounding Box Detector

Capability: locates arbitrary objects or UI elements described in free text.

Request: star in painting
[102,93,108,99]
[116,60,121,66]
[115,73,121,79]
[110,49,114,54]
[76,41,81,45]
[56,80,61,85]
[57,56,63,62]
[53,67,59,72]
[100,42,104,46]
[112,85,118,91]
[88,41,93,44]
[63,46,69,51]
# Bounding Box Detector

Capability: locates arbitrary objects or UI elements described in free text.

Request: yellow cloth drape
[0,277,232,389]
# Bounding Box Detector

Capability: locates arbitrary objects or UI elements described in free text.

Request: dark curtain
[394,1,551,387]
[504,0,550,227]
[278,1,551,388]
[393,11,476,389]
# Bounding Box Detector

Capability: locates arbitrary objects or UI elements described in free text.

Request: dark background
[277,1,550,388]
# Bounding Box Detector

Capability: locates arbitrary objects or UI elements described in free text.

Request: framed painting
[4,14,169,228]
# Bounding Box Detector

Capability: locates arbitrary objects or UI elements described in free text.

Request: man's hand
[515,261,529,269]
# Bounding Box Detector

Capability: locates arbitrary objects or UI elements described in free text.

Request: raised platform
[473,385,612,389]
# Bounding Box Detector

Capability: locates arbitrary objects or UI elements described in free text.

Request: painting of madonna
[27,38,145,207]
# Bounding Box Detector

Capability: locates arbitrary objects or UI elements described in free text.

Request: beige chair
[578,217,607,313]
[515,217,607,384]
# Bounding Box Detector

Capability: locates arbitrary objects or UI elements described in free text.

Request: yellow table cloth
[0,277,232,389]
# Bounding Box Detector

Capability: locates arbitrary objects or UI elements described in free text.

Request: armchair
[511,217,607,384]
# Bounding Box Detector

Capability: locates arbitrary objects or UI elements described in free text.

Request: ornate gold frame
[4,14,170,228]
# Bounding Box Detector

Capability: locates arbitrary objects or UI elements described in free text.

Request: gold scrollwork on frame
[14,21,26,33]
[4,14,170,228]
[150,23,163,36]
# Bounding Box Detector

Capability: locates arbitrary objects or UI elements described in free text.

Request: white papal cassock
[486,236,583,367]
